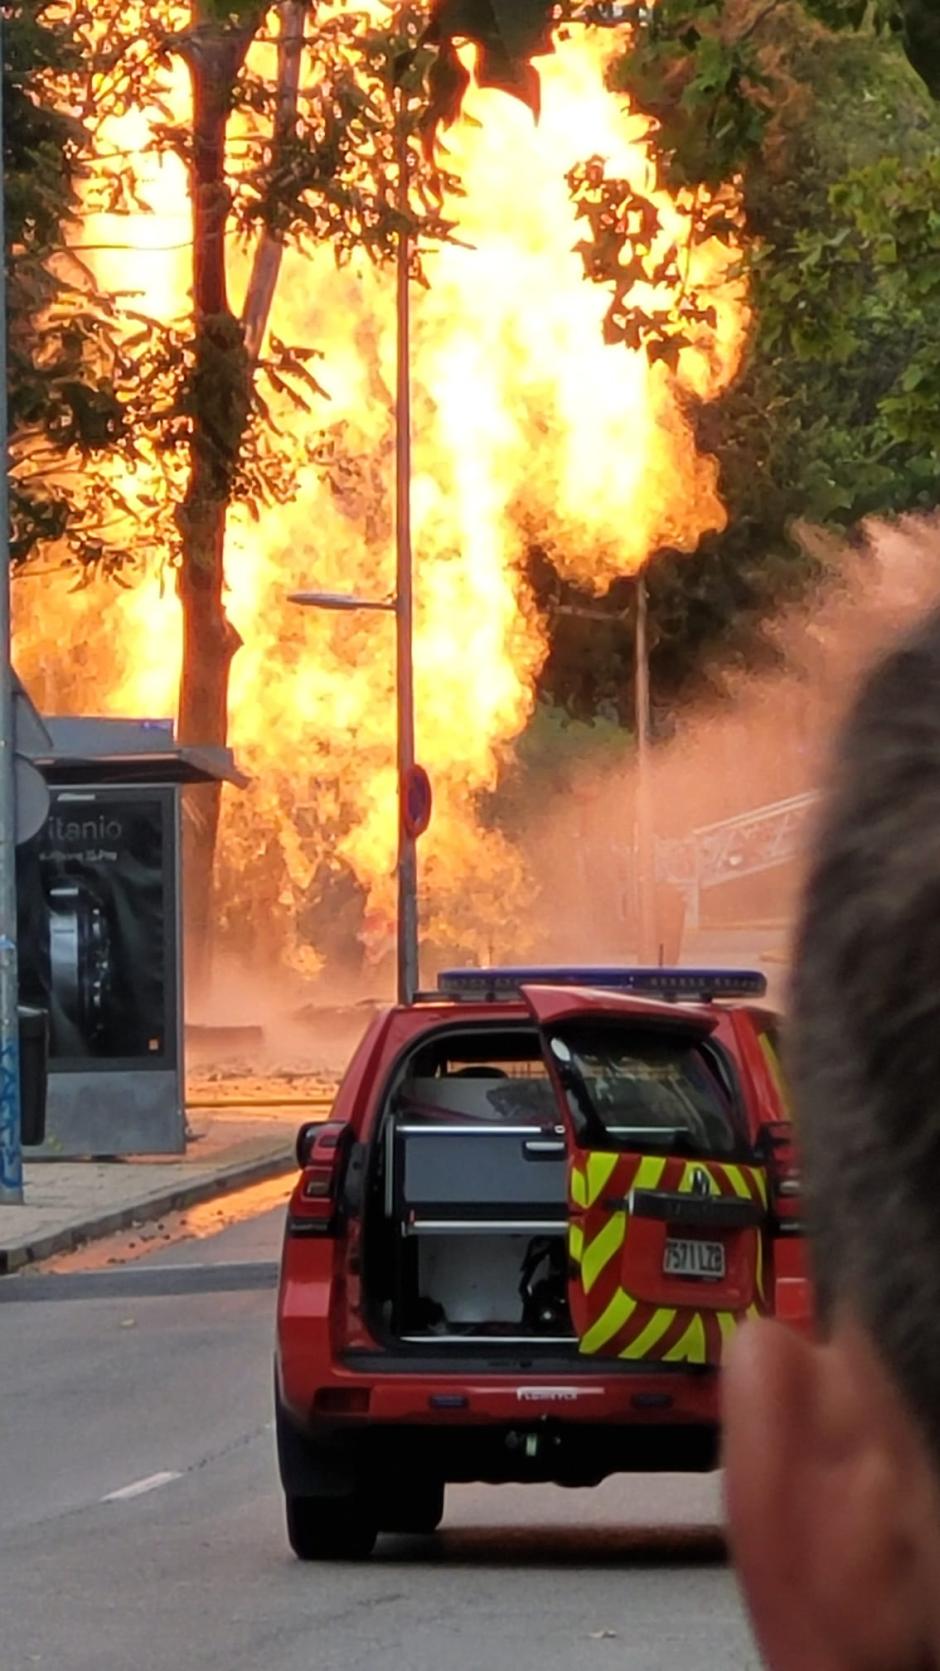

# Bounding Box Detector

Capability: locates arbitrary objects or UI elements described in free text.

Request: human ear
[723,1317,933,1671]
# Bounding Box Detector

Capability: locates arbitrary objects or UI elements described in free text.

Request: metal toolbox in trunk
[384,1079,572,1344]
[391,1124,567,1227]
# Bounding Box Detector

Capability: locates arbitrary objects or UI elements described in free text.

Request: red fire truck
[275,966,807,1558]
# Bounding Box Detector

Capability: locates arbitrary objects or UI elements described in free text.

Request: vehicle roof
[336,970,778,1059]
[328,982,784,1135]
[380,990,768,1027]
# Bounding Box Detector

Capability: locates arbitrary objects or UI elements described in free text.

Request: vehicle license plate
[663,1238,726,1280]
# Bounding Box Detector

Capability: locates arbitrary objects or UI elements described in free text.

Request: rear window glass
[401,1075,558,1123]
[393,1030,557,1124]
[547,1023,739,1156]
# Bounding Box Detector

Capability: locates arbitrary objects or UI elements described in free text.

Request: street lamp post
[633,568,658,964]
[0,13,24,1206]
[393,94,419,1008]
[289,585,421,1003]
[288,82,422,1005]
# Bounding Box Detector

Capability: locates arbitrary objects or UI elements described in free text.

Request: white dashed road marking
[102,1471,181,1503]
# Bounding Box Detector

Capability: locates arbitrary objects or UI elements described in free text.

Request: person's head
[724,601,940,1670]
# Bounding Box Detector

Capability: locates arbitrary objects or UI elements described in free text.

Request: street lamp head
[288,590,396,614]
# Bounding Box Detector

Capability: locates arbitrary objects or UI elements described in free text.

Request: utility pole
[287,87,424,1007]
[634,568,658,964]
[0,12,24,1205]
[394,84,419,1006]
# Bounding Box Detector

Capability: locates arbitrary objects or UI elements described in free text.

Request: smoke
[188,952,388,1079]
[186,513,940,1071]
[521,515,940,996]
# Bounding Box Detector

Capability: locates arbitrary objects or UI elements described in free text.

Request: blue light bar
[437,966,767,1001]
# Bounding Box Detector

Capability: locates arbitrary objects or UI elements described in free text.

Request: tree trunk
[175,5,257,1000]
[175,2,305,1001]
[243,1,306,364]
[177,502,241,1002]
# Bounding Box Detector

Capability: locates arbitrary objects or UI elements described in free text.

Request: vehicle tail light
[287,1122,353,1236]
[761,1120,802,1230]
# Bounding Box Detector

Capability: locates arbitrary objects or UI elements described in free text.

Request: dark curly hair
[791,601,940,1459]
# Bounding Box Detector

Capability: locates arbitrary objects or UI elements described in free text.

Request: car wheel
[285,1492,378,1561]
[377,1478,445,1535]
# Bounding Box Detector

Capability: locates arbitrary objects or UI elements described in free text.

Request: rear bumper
[278,1350,721,1431]
[276,1240,721,1480]
[275,1397,721,1491]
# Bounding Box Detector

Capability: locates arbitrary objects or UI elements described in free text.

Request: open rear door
[521,985,769,1367]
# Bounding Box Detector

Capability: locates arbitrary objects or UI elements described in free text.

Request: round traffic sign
[402,764,432,840]
[14,755,50,846]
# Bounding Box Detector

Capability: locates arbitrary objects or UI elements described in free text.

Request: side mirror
[295,1121,319,1169]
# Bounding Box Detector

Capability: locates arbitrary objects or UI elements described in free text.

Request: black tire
[285,1492,378,1561]
[377,1478,445,1536]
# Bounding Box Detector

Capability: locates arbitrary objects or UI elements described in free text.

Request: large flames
[13,14,746,990]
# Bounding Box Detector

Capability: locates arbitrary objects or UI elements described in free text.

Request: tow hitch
[505,1425,563,1462]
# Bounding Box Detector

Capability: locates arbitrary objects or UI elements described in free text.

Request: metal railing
[656,792,819,929]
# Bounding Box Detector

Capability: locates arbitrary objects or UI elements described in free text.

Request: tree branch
[735,0,787,46]
[242,0,306,364]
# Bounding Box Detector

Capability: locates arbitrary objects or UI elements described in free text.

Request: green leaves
[801,0,940,100]
[489,0,556,61]
[565,0,940,696]
[5,2,150,570]
[568,154,729,360]
[608,0,773,189]
[803,0,874,28]
[6,0,469,576]
[419,0,556,153]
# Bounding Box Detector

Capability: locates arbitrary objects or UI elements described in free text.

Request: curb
[0,1147,297,1276]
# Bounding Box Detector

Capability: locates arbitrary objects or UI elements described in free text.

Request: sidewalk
[0,1094,331,1275]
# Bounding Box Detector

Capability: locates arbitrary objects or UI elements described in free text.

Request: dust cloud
[195,513,940,1072]
[188,954,385,1080]
[522,515,940,996]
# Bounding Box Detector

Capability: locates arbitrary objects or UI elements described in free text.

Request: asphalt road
[0,1205,761,1671]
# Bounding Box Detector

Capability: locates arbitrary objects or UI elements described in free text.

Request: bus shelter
[17,716,245,1157]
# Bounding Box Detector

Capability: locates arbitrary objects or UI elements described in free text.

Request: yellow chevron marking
[619,1307,677,1361]
[570,1166,588,1211]
[581,1212,626,1295]
[584,1151,620,1208]
[758,1033,791,1114]
[579,1287,638,1356]
[568,1223,584,1266]
[633,1154,668,1195]
[750,1167,769,1208]
[717,1311,739,1348]
[723,1165,751,1199]
[663,1313,707,1364]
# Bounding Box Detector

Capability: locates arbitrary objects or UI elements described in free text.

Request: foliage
[413,0,555,152]
[688,11,940,660]
[394,0,940,711]
[6,2,475,579]
[5,3,158,567]
[567,154,735,368]
[545,0,940,709]
[481,696,627,838]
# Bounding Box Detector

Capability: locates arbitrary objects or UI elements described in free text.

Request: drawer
[391,1123,567,1218]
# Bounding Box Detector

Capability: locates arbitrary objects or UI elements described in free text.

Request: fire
[13,14,746,987]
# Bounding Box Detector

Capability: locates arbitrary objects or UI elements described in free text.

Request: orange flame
[13,19,746,985]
